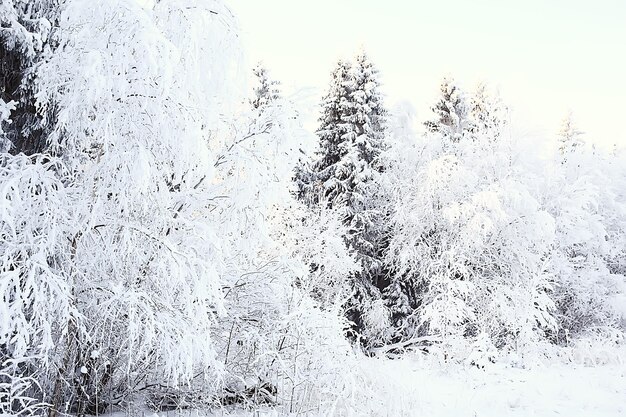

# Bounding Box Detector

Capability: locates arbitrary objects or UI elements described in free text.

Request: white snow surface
[109,355,625,417]
[355,356,626,417]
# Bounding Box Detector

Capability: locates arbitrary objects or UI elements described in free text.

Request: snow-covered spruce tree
[343,52,391,345]
[250,63,281,110]
[557,112,585,157]
[0,0,59,154]
[298,59,354,207]
[293,60,353,208]
[424,77,472,146]
[300,54,390,346]
[468,82,508,142]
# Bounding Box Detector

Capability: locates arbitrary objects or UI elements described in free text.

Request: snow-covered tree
[383,83,568,357]
[343,54,388,273]
[383,83,626,361]
[468,82,508,142]
[0,0,59,154]
[1,0,363,413]
[0,150,74,417]
[210,81,360,411]
[30,0,242,413]
[424,77,471,144]
[347,52,387,165]
[543,137,626,346]
[1,0,237,413]
[250,63,281,110]
[557,112,585,156]
[299,53,390,346]
[298,59,354,206]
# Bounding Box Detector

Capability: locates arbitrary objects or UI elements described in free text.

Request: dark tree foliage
[297,53,390,347]
[0,0,59,155]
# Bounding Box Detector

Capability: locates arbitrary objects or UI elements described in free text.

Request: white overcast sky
[229,0,626,149]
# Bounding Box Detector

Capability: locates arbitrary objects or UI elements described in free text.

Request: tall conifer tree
[300,53,389,345]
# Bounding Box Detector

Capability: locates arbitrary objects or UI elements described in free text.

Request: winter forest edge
[1,1,625,416]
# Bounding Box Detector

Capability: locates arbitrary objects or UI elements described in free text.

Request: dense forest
[1,1,625,416]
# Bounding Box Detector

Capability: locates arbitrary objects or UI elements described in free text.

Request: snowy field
[355,356,626,417]
[126,355,625,417]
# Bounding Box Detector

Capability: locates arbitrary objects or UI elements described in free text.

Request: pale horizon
[231,0,626,150]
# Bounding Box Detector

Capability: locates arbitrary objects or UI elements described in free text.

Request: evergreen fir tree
[558,111,585,155]
[468,82,508,140]
[251,62,281,110]
[294,60,353,206]
[343,52,388,292]
[347,52,387,166]
[300,54,390,346]
[424,77,470,144]
[297,59,354,205]
[0,0,59,155]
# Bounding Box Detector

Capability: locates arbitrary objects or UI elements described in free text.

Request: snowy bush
[3,0,359,414]
[382,81,626,361]
[0,154,74,415]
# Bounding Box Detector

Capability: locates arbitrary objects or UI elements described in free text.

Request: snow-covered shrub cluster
[299,70,625,365]
[1,1,358,415]
[379,80,626,362]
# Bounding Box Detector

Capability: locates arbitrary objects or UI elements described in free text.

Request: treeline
[297,59,626,360]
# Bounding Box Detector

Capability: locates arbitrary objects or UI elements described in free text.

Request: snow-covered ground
[356,355,626,417]
[133,354,625,417]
